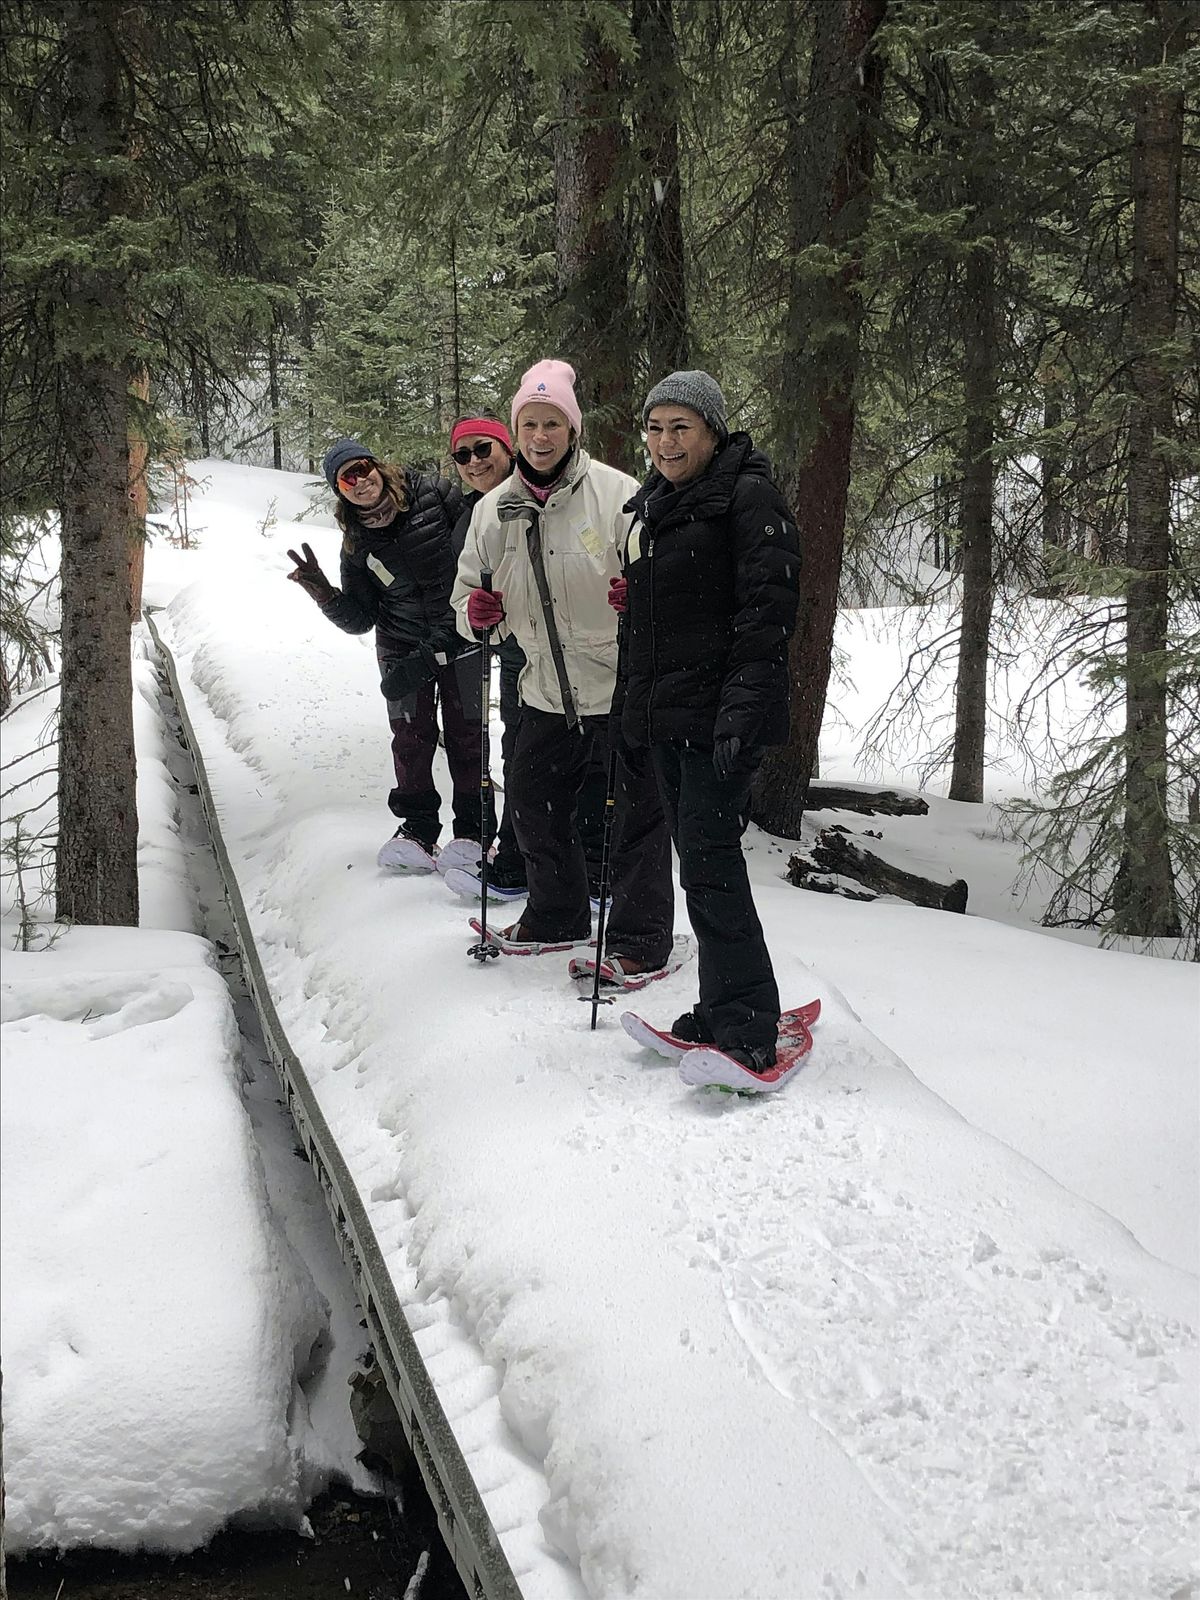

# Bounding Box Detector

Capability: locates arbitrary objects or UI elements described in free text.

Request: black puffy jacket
[320,470,464,659]
[619,433,800,751]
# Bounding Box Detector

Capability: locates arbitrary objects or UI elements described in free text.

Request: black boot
[726,1044,777,1074]
[671,1007,715,1045]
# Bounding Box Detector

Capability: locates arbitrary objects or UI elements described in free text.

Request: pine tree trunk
[194,357,210,456]
[442,230,462,434]
[56,1,139,925]
[752,0,887,838]
[267,325,282,470]
[948,56,997,805]
[948,242,996,801]
[1041,386,1066,552]
[553,26,634,470]
[632,0,689,378]
[128,364,149,622]
[1113,0,1184,938]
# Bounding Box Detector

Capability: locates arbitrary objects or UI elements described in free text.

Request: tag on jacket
[573,519,605,561]
[366,554,396,586]
[626,524,643,564]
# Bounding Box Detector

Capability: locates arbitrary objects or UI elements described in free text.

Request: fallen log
[803,784,928,817]
[788,828,968,913]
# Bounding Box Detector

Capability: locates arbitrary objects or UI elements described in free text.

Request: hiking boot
[377,827,438,874]
[489,857,528,893]
[671,1007,716,1045]
[725,1044,777,1074]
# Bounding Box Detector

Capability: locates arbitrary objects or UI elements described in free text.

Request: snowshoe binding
[568,936,692,993]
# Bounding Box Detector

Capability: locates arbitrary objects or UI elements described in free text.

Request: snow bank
[0,927,327,1554]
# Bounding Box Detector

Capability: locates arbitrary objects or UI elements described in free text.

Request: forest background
[1,0,1196,953]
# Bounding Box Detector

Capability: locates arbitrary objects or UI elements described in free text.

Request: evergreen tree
[2,0,339,921]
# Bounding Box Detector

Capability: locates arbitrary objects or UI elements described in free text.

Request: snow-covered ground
[1,927,325,1552]
[2,460,1197,1597]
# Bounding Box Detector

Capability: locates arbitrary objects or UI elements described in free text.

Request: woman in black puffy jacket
[616,373,800,1072]
[286,437,487,875]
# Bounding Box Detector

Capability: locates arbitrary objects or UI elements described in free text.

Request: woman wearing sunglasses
[450,360,674,981]
[286,436,489,874]
[445,414,609,902]
[445,415,526,896]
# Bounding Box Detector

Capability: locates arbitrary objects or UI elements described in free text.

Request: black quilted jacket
[320,470,465,658]
[619,433,800,751]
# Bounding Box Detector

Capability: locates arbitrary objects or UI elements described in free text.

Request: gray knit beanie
[642,370,729,445]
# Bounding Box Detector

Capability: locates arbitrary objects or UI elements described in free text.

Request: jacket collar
[498,446,591,515]
[624,432,768,527]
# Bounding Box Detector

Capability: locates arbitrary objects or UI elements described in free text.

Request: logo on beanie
[537,383,546,391]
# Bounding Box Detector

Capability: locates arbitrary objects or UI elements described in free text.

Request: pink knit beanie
[510,359,583,437]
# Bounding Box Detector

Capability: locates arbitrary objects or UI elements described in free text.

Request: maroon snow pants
[385,648,491,852]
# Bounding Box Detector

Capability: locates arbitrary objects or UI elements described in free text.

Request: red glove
[607,576,628,614]
[467,587,505,630]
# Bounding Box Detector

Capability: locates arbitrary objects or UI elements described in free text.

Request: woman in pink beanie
[450,360,675,984]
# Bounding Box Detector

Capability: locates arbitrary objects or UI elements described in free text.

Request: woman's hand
[286,543,336,604]
[466,587,505,630]
[607,576,628,614]
[713,735,742,780]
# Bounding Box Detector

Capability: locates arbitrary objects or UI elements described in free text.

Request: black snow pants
[495,639,610,893]
[650,740,780,1051]
[508,706,674,966]
[386,648,493,851]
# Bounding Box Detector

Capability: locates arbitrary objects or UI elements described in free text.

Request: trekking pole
[582,737,620,1029]
[581,608,626,1028]
[468,569,501,964]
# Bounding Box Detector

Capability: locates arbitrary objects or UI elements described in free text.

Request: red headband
[450,417,513,454]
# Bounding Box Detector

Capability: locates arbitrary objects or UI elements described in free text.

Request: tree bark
[267,323,282,470]
[804,784,928,816]
[1113,0,1184,938]
[752,0,888,838]
[443,230,462,434]
[553,24,634,470]
[632,0,689,380]
[56,2,139,925]
[127,364,149,622]
[948,54,997,804]
[790,829,968,912]
[1041,384,1066,552]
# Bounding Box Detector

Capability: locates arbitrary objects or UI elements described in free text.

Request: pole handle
[481,568,493,593]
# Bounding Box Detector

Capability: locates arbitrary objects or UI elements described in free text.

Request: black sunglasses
[451,440,497,465]
[336,459,377,487]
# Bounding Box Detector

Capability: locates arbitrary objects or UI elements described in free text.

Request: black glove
[712,735,742,781]
[286,542,336,605]
[380,645,437,703]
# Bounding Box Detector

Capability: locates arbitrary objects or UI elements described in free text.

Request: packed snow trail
[136,470,1196,1600]
[144,471,1197,1599]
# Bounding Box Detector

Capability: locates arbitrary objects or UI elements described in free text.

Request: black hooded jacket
[320,469,464,659]
[619,433,800,751]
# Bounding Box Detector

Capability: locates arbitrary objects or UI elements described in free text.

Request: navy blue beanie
[322,437,375,490]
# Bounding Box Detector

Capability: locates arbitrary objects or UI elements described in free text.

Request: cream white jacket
[452,449,639,719]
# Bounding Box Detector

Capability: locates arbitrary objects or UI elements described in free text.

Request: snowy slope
[0,927,326,1554]
[143,464,1198,1599]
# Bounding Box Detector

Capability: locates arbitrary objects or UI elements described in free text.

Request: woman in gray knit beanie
[641,370,730,448]
[611,370,801,1085]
